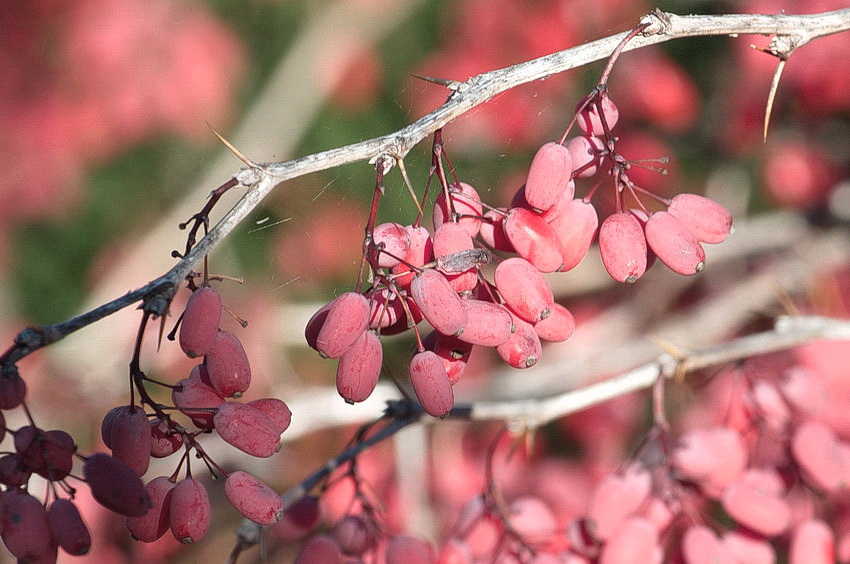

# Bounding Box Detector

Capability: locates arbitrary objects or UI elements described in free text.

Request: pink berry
[598,212,647,283]
[565,136,605,178]
[644,211,706,275]
[496,310,542,369]
[503,207,565,273]
[214,401,281,458]
[409,350,454,418]
[336,330,383,404]
[169,478,210,544]
[456,298,513,347]
[179,286,222,358]
[225,470,284,525]
[544,197,598,271]
[371,222,410,268]
[47,498,91,556]
[433,182,484,237]
[409,268,467,336]
[576,91,619,136]
[524,142,574,211]
[125,476,175,543]
[314,292,370,359]
[494,257,554,323]
[667,193,733,244]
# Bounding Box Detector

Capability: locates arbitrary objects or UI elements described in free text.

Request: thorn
[409,73,462,91]
[764,58,787,142]
[206,122,257,167]
[648,334,688,382]
[771,280,801,317]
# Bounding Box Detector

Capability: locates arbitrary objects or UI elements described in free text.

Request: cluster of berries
[306,88,733,418]
[97,283,292,545]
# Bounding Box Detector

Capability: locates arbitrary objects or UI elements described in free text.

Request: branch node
[640,8,672,36]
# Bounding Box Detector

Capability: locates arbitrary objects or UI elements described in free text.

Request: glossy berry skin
[409,350,454,418]
[544,197,598,272]
[169,478,210,544]
[214,401,281,458]
[409,269,467,336]
[371,222,410,268]
[433,182,484,237]
[494,257,554,323]
[47,498,91,556]
[576,91,619,136]
[179,286,222,358]
[83,453,151,517]
[205,330,252,397]
[125,476,175,543]
[314,292,370,359]
[667,193,733,244]
[524,142,574,212]
[336,330,383,404]
[503,207,565,273]
[598,212,647,283]
[534,302,575,342]
[224,470,284,525]
[644,211,706,275]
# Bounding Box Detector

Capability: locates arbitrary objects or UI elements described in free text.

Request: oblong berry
[433,221,478,293]
[494,257,554,323]
[425,331,473,385]
[336,330,383,404]
[179,286,223,358]
[409,269,467,336]
[169,477,210,544]
[524,142,574,211]
[149,418,184,458]
[565,135,605,178]
[534,302,575,342]
[47,498,91,556]
[598,212,647,283]
[125,476,175,543]
[544,197,598,271]
[496,311,542,369]
[314,292,370,359]
[295,535,343,564]
[205,330,252,397]
[371,222,410,268]
[478,208,514,253]
[391,225,434,289]
[503,207,565,273]
[644,211,706,275]
[576,91,619,136]
[83,453,151,517]
[667,193,733,244]
[333,514,378,557]
[108,404,151,477]
[433,182,484,237]
[0,373,27,410]
[172,366,224,430]
[1,491,53,561]
[247,398,292,435]
[214,401,281,458]
[409,350,454,418]
[224,470,284,525]
[456,299,513,347]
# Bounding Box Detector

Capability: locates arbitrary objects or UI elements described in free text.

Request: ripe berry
[125,476,175,543]
[371,222,410,268]
[644,211,706,275]
[149,418,184,458]
[47,498,91,556]
[433,182,484,237]
[295,534,343,564]
[576,91,620,136]
[106,404,151,477]
[332,514,377,557]
[409,269,467,336]
[224,470,284,525]
[1,491,53,561]
[543,197,598,271]
[205,330,252,397]
[0,373,27,410]
[336,330,383,404]
[534,302,575,342]
[456,298,513,347]
[503,207,565,273]
[172,365,224,430]
[386,535,434,564]
[496,311,542,369]
[247,398,292,435]
[391,225,434,289]
[83,453,151,517]
[425,331,473,385]
[214,401,281,458]
[179,286,223,358]
[667,193,733,244]
[524,142,574,211]
[169,477,210,544]
[598,212,647,283]
[433,221,478,292]
[565,135,605,178]
[313,292,370,359]
[409,350,454,418]
[478,208,514,253]
[494,257,554,323]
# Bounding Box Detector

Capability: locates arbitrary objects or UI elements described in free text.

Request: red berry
[543,197,599,271]
[47,498,91,556]
[598,212,647,283]
[125,476,175,543]
[225,470,284,525]
[789,519,834,564]
[314,292,370,359]
[433,221,479,292]
[107,404,151,477]
[667,193,733,244]
[386,535,434,564]
[336,330,383,404]
[392,225,434,289]
[205,330,252,397]
[456,298,513,347]
[496,311,542,369]
[1,491,53,561]
[295,534,343,564]
[172,365,224,430]
[169,477,210,544]
[179,286,223,358]
[0,373,27,410]
[503,207,565,273]
[576,91,619,136]
[433,182,484,237]
[214,401,281,458]
[534,302,575,342]
[149,418,184,458]
[478,208,514,253]
[644,211,706,275]
[524,142,574,212]
[248,398,292,435]
[494,257,554,323]
[409,269,467,337]
[409,350,454,418]
[565,135,605,178]
[83,453,151,517]
[424,331,473,385]
[371,222,410,268]
[332,514,377,557]
[598,517,658,564]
